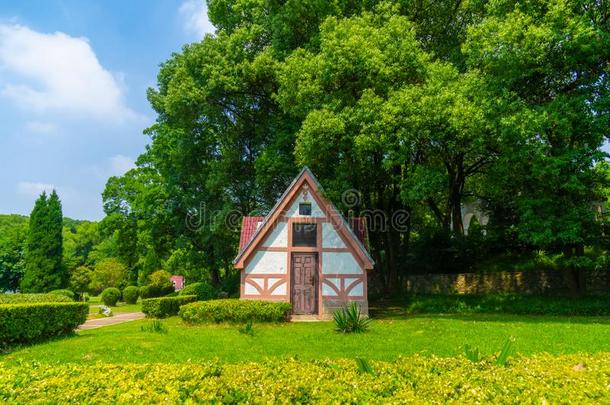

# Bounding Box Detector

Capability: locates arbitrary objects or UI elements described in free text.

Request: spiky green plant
[464,344,481,363]
[355,357,375,375]
[496,337,515,366]
[333,302,370,333]
[140,320,168,334]
[239,319,254,336]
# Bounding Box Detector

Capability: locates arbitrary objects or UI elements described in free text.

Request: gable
[284,189,324,218]
[234,167,374,269]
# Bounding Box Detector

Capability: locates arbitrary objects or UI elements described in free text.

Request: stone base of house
[322,299,368,317]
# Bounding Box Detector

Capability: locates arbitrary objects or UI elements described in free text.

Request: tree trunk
[446,158,465,235]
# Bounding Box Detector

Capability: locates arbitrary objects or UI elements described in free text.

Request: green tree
[0,215,28,292]
[89,258,128,293]
[20,191,65,292]
[69,265,93,300]
[464,0,609,282]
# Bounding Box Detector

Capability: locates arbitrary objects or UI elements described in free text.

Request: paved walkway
[79,312,145,330]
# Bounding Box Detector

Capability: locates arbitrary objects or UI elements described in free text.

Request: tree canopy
[96,0,610,294]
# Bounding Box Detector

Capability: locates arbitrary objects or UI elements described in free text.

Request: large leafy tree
[465,1,610,249]
[20,191,66,292]
[0,215,28,292]
[101,0,610,294]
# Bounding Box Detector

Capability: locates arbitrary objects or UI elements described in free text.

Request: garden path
[78,312,145,330]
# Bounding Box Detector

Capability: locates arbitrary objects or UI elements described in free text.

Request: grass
[4,314,609,364]
[87,295,141,315]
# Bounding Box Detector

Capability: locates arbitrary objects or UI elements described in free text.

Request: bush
[0,354,608,402]
[100,288,121,306]
[122,286,139,304]
[0,302,88,345]
[333,302,371,333]
[139,284,174,299]
[0,293,72,304]
[141,295,197,318]
[49,289,75,301]
[180,299,292,323]
[398,294,610,316]
[139,285,153,299]
[180,282,216,301]
[147,270,174,294]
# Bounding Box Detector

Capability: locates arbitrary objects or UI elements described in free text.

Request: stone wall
[402,270,610,296]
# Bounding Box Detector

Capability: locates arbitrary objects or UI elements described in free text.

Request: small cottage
[234,167,374,319]
[171,275,185,291]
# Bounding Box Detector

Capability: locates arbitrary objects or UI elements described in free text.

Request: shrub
[180,282,216,301]
[147,270,174,294]
[0,302,88,345]
[0,354,608,402]
[333,302,371,333]
[180,299,292,323]
[49,289,75,301]
[139,285,153,299]
[141,295,197,318]
[140,320,168,334]
[100,288,121,306]
[398,294,610,316]
[0,293,72,304]
[122,286,139,304]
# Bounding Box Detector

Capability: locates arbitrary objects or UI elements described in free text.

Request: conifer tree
[20,190,65,292]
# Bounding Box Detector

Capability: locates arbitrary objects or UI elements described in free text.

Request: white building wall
[262,222,288,247]
[322,252,362,274]
[322,223,346,248]
[245,251,287,275]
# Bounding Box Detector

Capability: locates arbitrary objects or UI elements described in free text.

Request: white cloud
[17,181,55,197]
[25,121,58,134]
[0,24,137,123]
[179,0,215,38]
[109,154,135,176]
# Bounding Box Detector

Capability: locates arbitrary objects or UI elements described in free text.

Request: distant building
[170,275,185,291]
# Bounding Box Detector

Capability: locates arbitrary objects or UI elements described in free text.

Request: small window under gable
[292,223,317,247]
[299,202,312,216]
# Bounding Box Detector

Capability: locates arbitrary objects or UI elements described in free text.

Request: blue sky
[0,0,214,220]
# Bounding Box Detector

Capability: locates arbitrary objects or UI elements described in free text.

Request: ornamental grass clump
[141,320,168,334]
[333,302,370,333]
[238,319,254,336]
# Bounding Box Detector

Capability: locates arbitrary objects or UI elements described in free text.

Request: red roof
[238,216,264,252]
[349,217,368,249]
[238,215,367,253]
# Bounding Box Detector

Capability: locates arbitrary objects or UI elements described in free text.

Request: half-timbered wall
[239,181,369,317]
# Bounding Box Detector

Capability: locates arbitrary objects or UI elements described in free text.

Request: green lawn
[87,295,141,315]
[4,314,610,364]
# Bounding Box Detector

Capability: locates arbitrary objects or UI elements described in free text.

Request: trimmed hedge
[394,294,610,316]
[180,282,216,301]
[0,354,608,402]
[49,289,75,301]
[141,295,197,318]
[122,286,139,304]
[180,299,292,323]
[101,288,121,306]
[0,293,72,304]
[0,302,88,345]
[139,285,174,299]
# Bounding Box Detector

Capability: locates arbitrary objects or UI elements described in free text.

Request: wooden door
[291,253,317,314]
